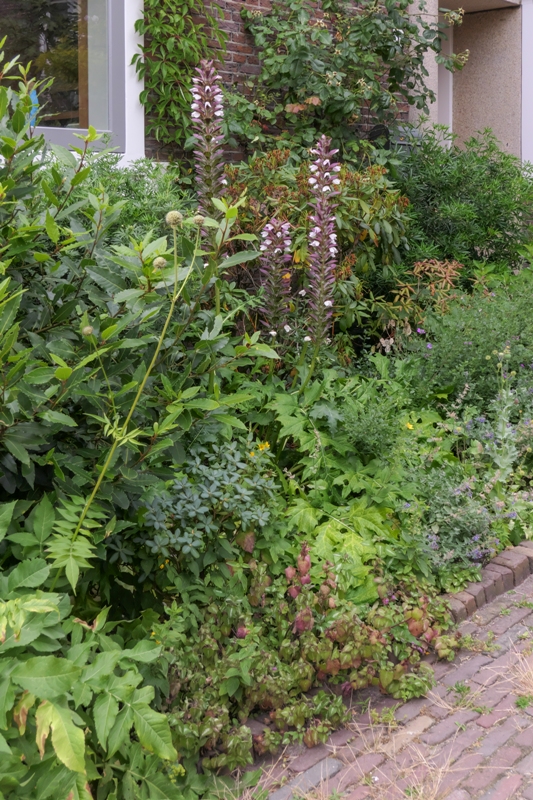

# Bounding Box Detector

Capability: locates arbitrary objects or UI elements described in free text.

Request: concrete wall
[453,7,522,156]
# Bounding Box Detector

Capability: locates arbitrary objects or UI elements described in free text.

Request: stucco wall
[453,8,522,156]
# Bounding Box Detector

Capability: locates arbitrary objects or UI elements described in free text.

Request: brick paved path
[265,575,533,800]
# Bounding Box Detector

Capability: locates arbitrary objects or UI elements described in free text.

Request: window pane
[0,0,109,130]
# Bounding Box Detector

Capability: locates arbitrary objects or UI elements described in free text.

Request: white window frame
[35,0,145,162]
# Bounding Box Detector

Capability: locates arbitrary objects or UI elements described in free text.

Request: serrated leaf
[7,558,50,591]
[107,706,134,757]
[132,703,177,761]
[33,495,55,544]
[14,657,81,699]
[93,692,119,749]
[39,410,77,427]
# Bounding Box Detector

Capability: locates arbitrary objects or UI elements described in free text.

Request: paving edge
[446,540,533,623]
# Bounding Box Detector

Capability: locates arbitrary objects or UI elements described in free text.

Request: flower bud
[82,326,94,336]
[285,566,297,582]
[165,210,183,228]
[288,585,301,599]
[235,626,249,639]
[300,574,311,585]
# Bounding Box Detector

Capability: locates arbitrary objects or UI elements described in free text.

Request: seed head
[153,257,167,270]
[192,214,206,226]
[82,325,94,336]
[165,210,183,228]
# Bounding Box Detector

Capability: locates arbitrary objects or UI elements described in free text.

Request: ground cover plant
[1,32,533,800]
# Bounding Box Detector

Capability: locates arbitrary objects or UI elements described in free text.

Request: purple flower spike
[191,60,226,217]
[259,218,292,333]
[306,135,341,344]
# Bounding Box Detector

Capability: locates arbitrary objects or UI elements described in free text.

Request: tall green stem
[71,227,196,542]
[298,346,319,396]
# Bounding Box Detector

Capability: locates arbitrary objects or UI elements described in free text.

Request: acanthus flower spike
[306,135,341,344]
[259,218,293,334]
[191,60,226,218]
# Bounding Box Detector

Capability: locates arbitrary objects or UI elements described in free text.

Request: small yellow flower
[249,451,255,457]
[406,423,414,430]
[159,564,165,570]
[258,442,270,451]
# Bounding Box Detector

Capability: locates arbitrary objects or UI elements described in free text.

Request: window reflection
[1,0,109,130]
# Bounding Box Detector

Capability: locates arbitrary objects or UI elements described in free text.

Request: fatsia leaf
[131,703,177,761]
[14,656,81,699]
[285,500,322,534]
[93,692,119,749]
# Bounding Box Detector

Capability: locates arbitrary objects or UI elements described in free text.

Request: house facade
[0,0,532,162]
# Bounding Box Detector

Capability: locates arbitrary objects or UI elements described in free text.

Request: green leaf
[7,558,50,591]
[45,211,60,244]
[33,496,55,544]
[39,410,77,427]
[0,501,16,544]
[49,703,86,773]
[219,250,260,269]
[248,342,279,359]
[93,692,119,749]
[54,367,73,381]
[14,657,81,699]
[122,640,161,663]
[132,703,177,761]
[141,773,178,799]
[107,706,134,757]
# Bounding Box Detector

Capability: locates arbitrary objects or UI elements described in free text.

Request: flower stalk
[191,60,226,219]
[298,135,341,392]
[259,218,292,334]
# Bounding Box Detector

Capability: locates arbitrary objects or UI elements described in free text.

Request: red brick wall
[144,0,410,160]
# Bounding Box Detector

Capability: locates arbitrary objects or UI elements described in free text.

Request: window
[0,0,126,150]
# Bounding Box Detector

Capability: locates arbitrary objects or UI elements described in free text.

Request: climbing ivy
[133,0,226,152]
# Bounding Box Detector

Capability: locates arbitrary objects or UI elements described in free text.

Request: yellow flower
[249,451,255,457]
[406,423,414,430]
[258,442,270,451]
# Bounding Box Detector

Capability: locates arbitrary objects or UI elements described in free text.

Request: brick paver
[264,567,533,800]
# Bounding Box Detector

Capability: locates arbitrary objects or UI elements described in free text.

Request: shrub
[224,0,461,157]
[398,128,533,270]
[403,270,533,407]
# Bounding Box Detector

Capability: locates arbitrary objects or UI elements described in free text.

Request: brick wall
[144,0,410,160]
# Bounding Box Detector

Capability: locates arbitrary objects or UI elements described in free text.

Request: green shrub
[403,270,533,407]
[398,128,533,269]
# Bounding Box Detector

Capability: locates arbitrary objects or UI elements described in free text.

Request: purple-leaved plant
[259,218,292,336]
[191,60,226,217]
[306,135,341,344]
